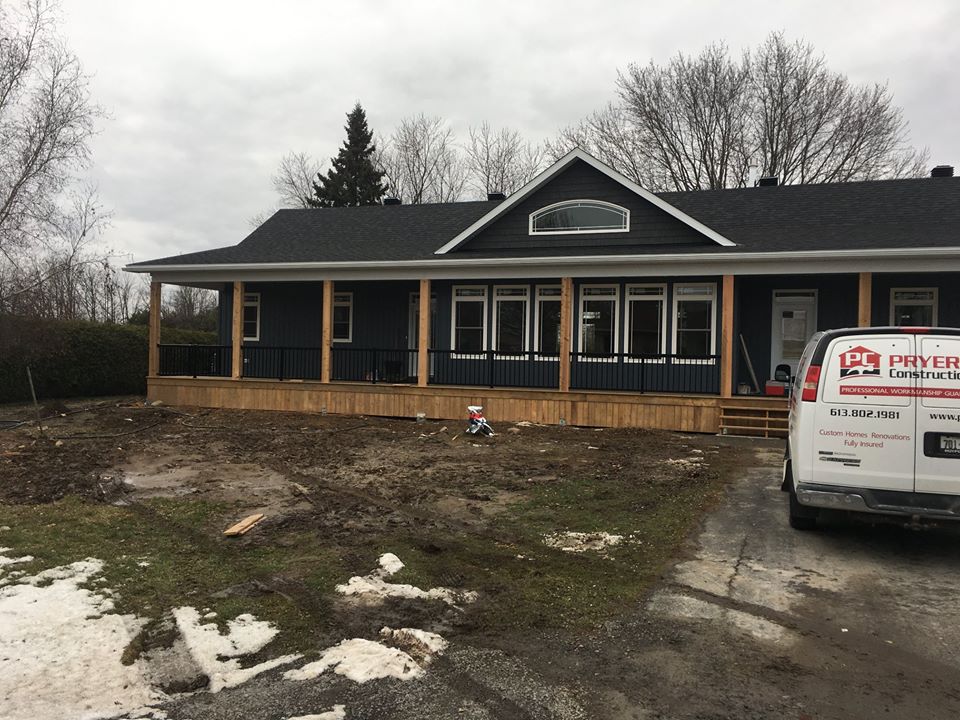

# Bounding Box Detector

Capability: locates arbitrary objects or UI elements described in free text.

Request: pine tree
[309,103,387,207]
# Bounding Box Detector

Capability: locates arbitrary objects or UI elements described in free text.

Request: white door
[771,291,818,377]
[914,335,960,494]
[814,334,916,491]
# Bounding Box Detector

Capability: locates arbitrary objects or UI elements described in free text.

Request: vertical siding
[870,272,960,327]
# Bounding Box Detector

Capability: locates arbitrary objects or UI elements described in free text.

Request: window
[625,284,666,357]
[890,288,937,326]
[493,286,529,355]
[333,292,353,342]
[242,293,260,341]
[535,286,562,356]
[451,286,487,354]
[530,200,629,235]
[579,285,619,356]
[672,283,716,358]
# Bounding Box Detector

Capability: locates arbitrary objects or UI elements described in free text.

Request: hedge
[0,315,216,404]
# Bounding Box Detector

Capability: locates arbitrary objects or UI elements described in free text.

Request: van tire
[789,487,818,531]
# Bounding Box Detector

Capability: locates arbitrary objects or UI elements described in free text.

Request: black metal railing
[242,346,321,380]
[332,347,419,383]
[157,344,232,377]
[570,352,720,394]
[429,350,560,388]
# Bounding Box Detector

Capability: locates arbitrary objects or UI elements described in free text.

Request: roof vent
[757,176,779,187]
[383,197,402,205]
[487,191,506,201]
[931,165,954,178]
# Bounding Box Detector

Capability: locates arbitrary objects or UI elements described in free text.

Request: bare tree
[0,0,102,266]
[610,34,927,190]
[272,151,321,208]
[376,115,468,203]
[464,122,546,196]
[546,103,662,187]
[163,285,217,331]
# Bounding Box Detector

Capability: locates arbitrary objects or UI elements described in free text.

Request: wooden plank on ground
[223,513,265,537]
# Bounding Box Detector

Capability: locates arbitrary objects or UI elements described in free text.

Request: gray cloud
[60,0,960,264]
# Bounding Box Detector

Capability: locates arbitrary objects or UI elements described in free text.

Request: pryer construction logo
[838,346,882,380]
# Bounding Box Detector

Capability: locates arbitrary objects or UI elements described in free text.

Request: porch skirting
[147,376,723,433]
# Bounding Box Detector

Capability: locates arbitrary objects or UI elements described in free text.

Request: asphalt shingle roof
[130,177,960,267]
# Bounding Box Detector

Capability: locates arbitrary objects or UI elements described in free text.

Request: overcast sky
[59,0,960,265]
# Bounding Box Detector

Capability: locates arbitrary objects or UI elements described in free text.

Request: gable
[439,151,734,256]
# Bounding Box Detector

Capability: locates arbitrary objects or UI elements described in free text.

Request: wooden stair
[720,397,789,438]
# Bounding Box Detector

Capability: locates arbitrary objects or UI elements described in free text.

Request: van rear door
[914,335,960,495]
[815,334,916,491]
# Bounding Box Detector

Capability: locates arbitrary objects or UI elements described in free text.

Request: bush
[0,315,216,404]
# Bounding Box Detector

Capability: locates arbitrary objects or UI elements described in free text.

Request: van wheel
[789,488,818,531]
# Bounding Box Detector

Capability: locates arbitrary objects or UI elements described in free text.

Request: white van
[783,327,960,529]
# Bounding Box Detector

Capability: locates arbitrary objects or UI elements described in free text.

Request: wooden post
[417,278,430,387]
[858,272,872,327]
[231,281,243,379]
[321,280,333,383]
[148,281,161,376]
[720,274,735,398]
[558,277,573,392]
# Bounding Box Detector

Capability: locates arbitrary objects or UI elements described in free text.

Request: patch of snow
[137,560,151,567]
[172,607,302,692]
[285,638,421,683]
[0,526,11,531]
[380,626,448,656]
[542,531,623,554]
[0,556,164,720]
[336,554,477,607]
[0,551,33,569]
[286,705,346,720]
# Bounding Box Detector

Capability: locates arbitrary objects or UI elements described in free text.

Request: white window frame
[491,285,530,357]
[528,199,630,236]
[578,284,620,360]
[450,285,488,357]
[889,287,938,326]
[624,284,667,361]
[332,291,353,343]
[671,283,717,363]
[534,286,563,359]
[242,292,260,342]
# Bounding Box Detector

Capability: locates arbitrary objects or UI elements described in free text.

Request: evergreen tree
[309,103,387,207]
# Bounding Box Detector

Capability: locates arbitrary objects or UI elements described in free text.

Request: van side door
[914,335,960,494]
[815,335,916,491]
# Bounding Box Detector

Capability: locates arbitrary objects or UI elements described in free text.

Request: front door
[771,290,818,378]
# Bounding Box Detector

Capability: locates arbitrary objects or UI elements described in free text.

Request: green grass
[0,464,724,646]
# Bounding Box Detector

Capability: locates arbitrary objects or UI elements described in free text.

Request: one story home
[125,149,960,435]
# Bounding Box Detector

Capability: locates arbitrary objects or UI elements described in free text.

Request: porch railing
[570,352,720,394]
[158,344,720,395]
[332,347,419,383]
[157,344,232,377]
[242,346,321,380]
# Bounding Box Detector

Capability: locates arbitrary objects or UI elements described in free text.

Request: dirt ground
[4,398,958,719]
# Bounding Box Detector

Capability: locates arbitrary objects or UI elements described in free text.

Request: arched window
[529,200,629,235]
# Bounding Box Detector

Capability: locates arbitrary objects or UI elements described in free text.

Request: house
[125,150,960,435]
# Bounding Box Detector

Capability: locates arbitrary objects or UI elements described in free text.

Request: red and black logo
[838,346,882,379]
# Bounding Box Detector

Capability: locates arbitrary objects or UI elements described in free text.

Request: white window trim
[624,283,667,362]
[491,285,530,358]
[242,292,260,342]
[671,283,717,363]
[451,285,488,357]
[889,287,938,326]
[578,284,620,360]
[534,285,562,360]
[332,291,353,343]
[528,199,630,236]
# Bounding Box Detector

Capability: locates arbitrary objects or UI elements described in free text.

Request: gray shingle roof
[129,177,960,267]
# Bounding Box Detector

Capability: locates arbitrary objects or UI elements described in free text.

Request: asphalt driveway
[163,439,960,720]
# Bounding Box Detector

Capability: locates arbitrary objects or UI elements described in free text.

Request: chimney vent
[383,197,402,206]
[487,191,506,201]
[931,165,955,178]
[757,176,779,187]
